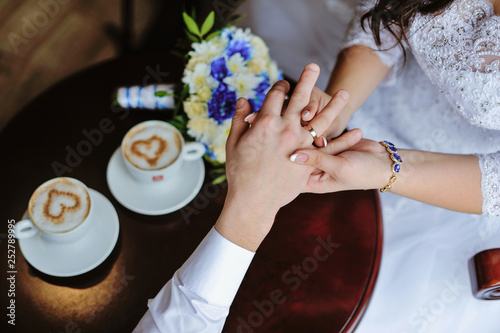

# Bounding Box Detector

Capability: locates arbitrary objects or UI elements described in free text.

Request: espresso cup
[121,120,205,183]
[15,177,94,243]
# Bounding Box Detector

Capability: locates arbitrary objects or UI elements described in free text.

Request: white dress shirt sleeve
[133,227,255,333]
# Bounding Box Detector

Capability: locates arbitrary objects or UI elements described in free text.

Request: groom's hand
[216,63,348,251]
[244,85,349,149]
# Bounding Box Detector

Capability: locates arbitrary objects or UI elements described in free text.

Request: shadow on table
[25,232,123,288]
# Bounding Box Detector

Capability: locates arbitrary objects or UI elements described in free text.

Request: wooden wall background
[0,0,155,132]
[0,0,236,132]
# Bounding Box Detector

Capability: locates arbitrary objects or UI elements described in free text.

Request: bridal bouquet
[174,12,283,165]
[116,11,283,178]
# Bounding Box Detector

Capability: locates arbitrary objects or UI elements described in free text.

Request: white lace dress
[239,0,500,332]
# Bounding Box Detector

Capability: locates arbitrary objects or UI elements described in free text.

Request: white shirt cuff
[177,227,255,306]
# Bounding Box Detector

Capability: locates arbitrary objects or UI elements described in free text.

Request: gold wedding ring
[304,124,318,141]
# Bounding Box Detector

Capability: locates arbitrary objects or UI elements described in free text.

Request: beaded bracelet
[379,141,403,193]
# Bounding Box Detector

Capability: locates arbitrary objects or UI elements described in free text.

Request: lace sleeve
[477,152,500,217]
[341,0,405,85]
[409,0,500,130]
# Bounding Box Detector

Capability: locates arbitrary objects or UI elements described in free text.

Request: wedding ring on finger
[304,124,318,141]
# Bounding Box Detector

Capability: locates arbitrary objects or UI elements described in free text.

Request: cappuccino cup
[121,120,205,183]
[15,178,93,243]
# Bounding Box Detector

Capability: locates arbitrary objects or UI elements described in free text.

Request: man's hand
[215,64,350,251]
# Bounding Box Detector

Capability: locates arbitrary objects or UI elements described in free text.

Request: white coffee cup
[121,120,205,183]
[15,177,94,243]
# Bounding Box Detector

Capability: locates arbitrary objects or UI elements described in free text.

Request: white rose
[226,53,248,75]
[247,56,268,76]
[210,119,232,163]
[231,27,253,42]
[198,86,213,102]
[191,40,225,60]
[223,72,263,100]
[268,60,280,84]
[187,116,218,142]
[182,62,218,95]
[184,99,208,119]
[186,55,209,71]
[251,36,269,58]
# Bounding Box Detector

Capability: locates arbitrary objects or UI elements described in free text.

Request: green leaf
[205,30,222,42]
[185,29,199,43]
[183,12,200,36]
[154,91,168,97]
[181,84,190,98]
[200,11,215,36]
[169,121,183,132]
[212,174,227,185]
[174,115,185,123]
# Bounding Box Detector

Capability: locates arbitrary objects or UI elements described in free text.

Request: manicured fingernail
[322,136,328,148]
[338,90,349,102]
[290,153,308,163]
[236,99,245,109]
[302,110,310,118]
[308,63,320,72]
[244,113,255,123]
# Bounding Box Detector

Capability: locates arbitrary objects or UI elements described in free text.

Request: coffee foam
[29,178,91,234]
[124,124,182,170]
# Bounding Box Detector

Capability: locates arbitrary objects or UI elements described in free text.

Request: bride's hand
[301,87,351,141]
[289,132,394,193]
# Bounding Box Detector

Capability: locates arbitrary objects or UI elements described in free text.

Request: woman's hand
[299,45,395,141]
[300,87,351,140]
[290,133,393,193]
[290,135,485,215]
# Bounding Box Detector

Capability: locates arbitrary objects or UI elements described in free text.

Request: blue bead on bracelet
[379,141,403,193]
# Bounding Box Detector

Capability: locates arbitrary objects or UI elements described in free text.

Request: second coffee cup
[121,120,205,183]
[15,177,94,243]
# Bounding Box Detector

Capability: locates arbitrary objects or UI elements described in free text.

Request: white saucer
[106,148,205,215]
[19,189,120,277]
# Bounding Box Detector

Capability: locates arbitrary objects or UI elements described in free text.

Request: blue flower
[224,29,233,42]
[208,83,237,124]
[248,99,258,113]
[247,75,270,112]
[255,74,270,93]
[227,39,253,61]
[202,143,214,158]
[211,57,230,81]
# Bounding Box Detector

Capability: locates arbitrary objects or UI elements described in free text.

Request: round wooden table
[0,52,382,333]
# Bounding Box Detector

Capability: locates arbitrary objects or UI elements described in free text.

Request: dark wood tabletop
[0,52,382,333]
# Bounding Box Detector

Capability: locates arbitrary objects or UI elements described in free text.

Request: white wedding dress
[238,0,500,332]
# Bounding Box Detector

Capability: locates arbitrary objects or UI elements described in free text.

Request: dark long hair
[361,0,454,60]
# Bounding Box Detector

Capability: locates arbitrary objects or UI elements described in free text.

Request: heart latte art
[124,124,181,170]
[130,135,168,168]
[30,178,91,233]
